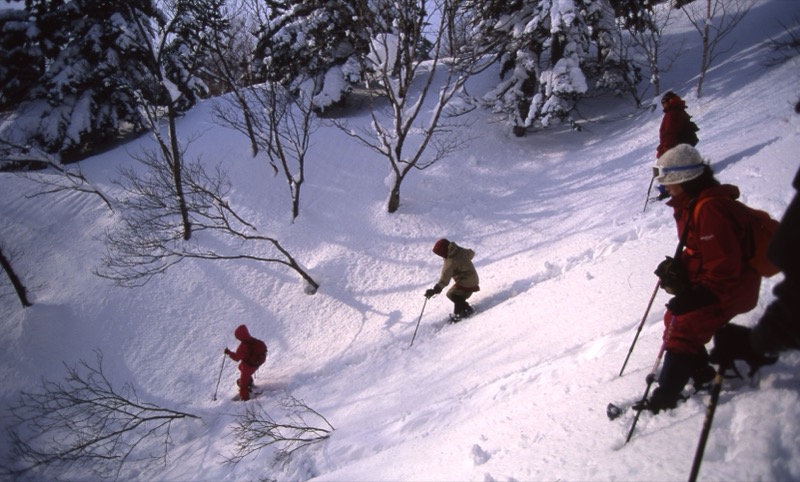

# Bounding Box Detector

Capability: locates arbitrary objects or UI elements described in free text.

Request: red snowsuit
[657,96,696,158]
[225,324,263,400]
[663,184,762,354]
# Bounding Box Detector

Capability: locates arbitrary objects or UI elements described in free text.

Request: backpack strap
[691,196,725,223]
[690,195,735,237]
[691,195,750,259]
[674,197,699,259]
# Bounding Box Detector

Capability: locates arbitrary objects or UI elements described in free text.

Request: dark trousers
[650,349,713,409]
[446,289,473,316]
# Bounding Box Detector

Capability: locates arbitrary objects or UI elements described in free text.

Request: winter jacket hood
[235,324,251,342]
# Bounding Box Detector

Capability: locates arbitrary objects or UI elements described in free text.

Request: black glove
[655,256,689,295]
[666,284,717,315]
[224,348,232,356]
[424,285,442,299]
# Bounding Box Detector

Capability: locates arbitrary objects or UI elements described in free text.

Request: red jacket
[228,324,261,367]
[663,185,761,353]
[657,97,695,158]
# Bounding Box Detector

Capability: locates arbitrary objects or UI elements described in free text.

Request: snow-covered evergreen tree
[583,0,644,100]
[162,0,230,111]
[0,8,42,111]
[0,0,223,159]
[251,0,371,110]
[469,0,641,135]
[0,0,160,157]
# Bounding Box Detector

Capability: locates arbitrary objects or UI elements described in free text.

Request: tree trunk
[291,182,300,221]
[167,104,192,240]
[387,176,402,214]
[696,0,712,98]
[0,245,31,307]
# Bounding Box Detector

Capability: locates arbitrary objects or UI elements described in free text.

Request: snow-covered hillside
[2,1,799,481]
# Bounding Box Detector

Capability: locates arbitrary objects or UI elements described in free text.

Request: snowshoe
[449,304,476,323]
[232,388,263,401]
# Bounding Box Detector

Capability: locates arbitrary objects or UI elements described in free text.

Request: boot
[692,365,717,392]
[634,351,696,414]
[462,303,475,317]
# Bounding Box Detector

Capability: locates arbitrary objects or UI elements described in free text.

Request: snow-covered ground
[2,1,799,480]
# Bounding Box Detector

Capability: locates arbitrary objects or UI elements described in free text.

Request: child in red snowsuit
[224,324,266,401]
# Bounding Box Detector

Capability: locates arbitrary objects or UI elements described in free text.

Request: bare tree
[203,1,262,157]
[765,16,800,67]
[681,0,753,97]
[440,0,474,58]
[224,391,334,465]
[334,0,484,213]
[624,3,684,102]
[214,84,319,221]
[0,141,114,211]
[20,163,115,212]
[205,0,319,222]
[97,147,319,293]
[120,0,234,240]
[136,97,194,240]
[2,350,201,480]
[0,242,31,307]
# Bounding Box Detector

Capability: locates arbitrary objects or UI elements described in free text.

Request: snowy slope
[1,1,800,481]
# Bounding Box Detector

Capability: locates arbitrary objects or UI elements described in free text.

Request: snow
[2,1,800,480]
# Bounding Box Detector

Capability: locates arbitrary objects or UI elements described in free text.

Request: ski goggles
[652,163,705,178]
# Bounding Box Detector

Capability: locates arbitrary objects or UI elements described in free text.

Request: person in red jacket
[224,324,266,401]
[652,92,700,201]
[656,91,699,158]
[637,144,763,413]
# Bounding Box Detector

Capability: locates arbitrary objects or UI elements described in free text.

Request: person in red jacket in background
[652,92,700,201]
[636,144,772,413]
[224,324,267,401]
[657,91,699,158]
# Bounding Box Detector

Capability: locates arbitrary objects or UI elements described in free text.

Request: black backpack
[244,338,268,367]
[685,117,700,146]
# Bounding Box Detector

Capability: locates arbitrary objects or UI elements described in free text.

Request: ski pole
[687,363,728,482]
[619,280,661,377]
[409,297,429,348]
[212,352,226,401]
[624,348,662,444]
[643,175,656,213]
[623,213,692,377]
[625,315,675,444]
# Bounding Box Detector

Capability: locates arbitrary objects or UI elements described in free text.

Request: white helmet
[654,144,706,185]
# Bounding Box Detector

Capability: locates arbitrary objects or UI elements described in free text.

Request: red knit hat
[432,238,450,258]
